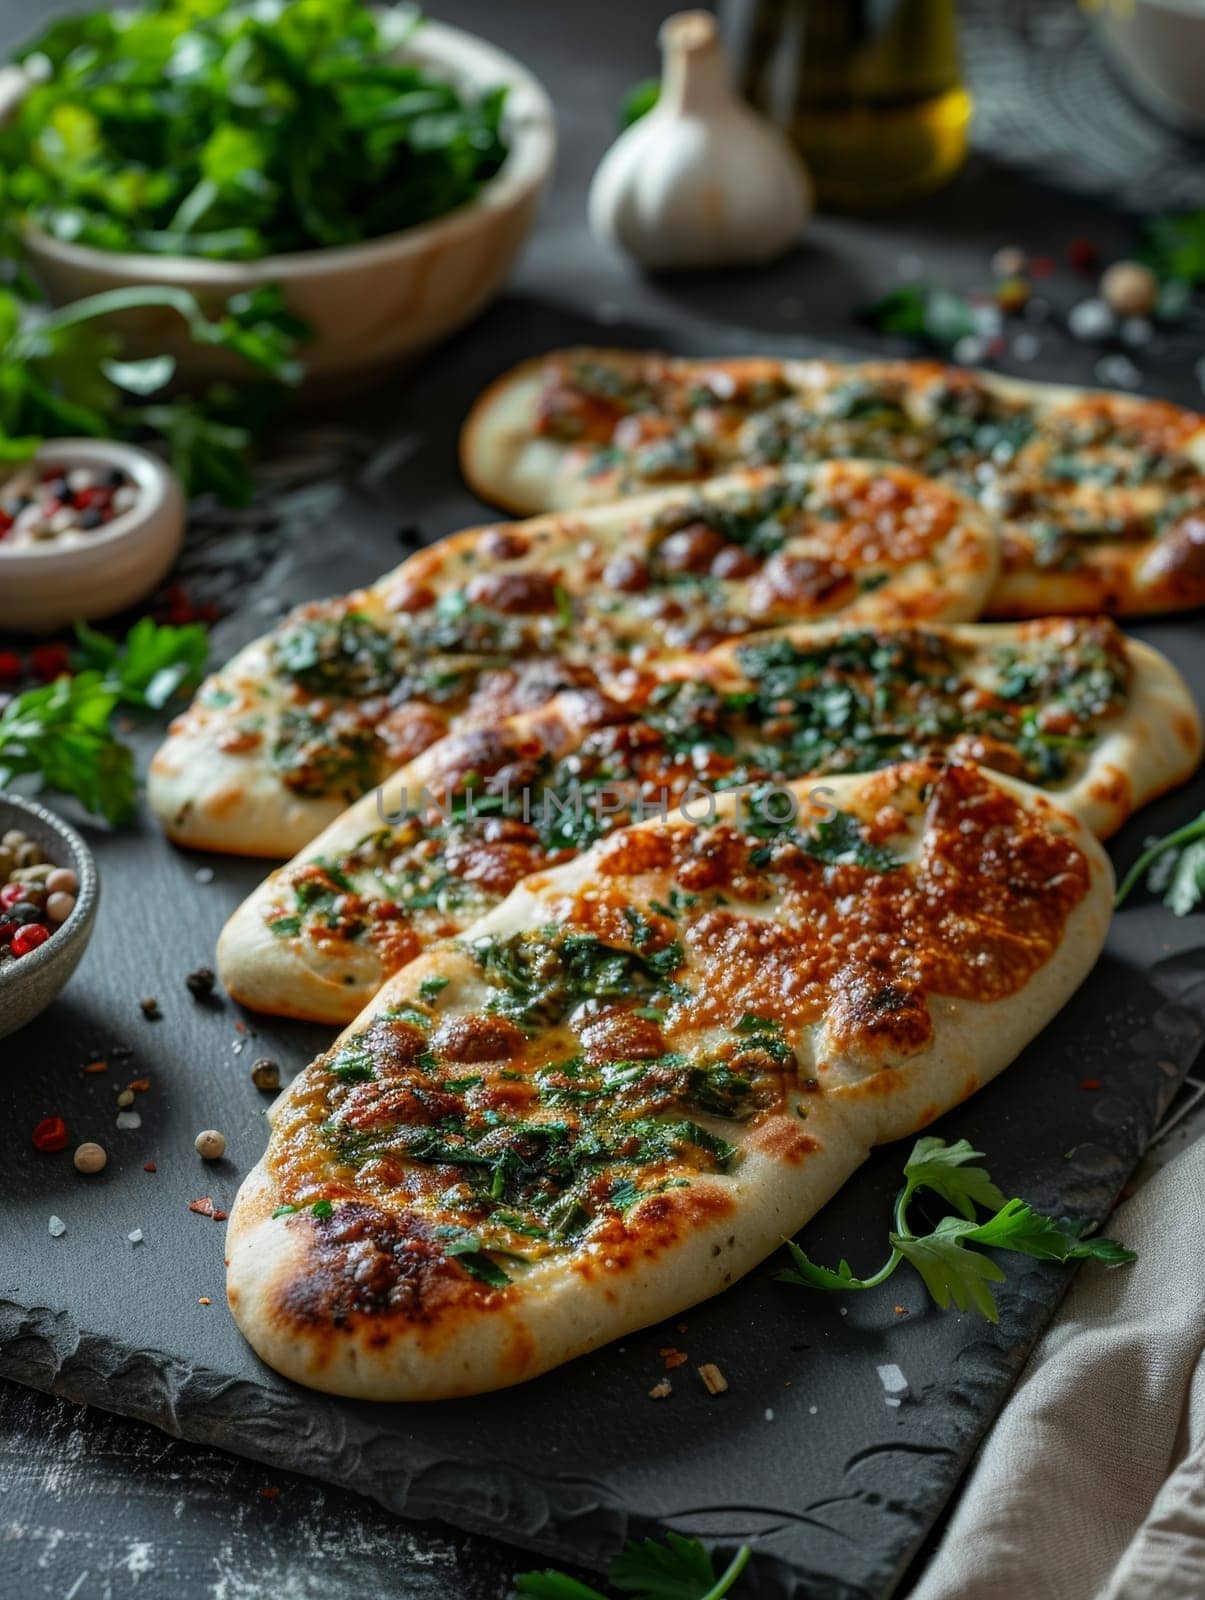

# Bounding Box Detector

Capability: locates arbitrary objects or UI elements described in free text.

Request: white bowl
[21,22,556,390]
[1094,0,1205,133]
[0,439,185,633]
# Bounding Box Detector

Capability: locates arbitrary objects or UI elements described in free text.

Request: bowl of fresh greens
[0,2,556,387]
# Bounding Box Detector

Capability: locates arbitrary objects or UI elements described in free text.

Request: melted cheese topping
[169,463,989,808]
[263,762,1090,1310]
[529,353,1205,586]
[259,619,1129,992]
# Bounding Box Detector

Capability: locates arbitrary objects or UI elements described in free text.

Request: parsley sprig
[859,282,976,353]
[778,1137,1135,1322]
[1115,811,1205,918]
[0,619,208,822]
[1,1,508,262]
[0,279,304,503]
[516,1532,751,1600]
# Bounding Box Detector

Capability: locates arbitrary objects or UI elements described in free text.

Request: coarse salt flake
[877,1363,910,1398]
[48,1215,66,1238]
[128,1229,143,1245]
[116,1111,142,1131]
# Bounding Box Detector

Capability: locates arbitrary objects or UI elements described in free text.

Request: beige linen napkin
[912,1136,1205,1600]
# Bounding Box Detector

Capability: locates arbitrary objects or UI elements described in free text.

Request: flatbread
[225,760,1114,1400]
[217,616,1198,1024]
[461,349,1205,617]
[150,463,997,856]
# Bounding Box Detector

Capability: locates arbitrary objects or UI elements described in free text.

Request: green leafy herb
[438,1228,512,1289]
[2,1,509,262]
[0,279,303,501]
[72,617,208,709]
[517,1533,751,1600]
[803,811,900,871]
[0,619,212,822]
[1141,209,1205,287]
[310,1198,334,1219]
[272,1204,299,1219]
[777,1137,1135,1323]
[418,975,450,1003]
[470,929,685,1032]
[618,78,660,130]
[860,283,976,353]
[0,671,134,823]
[1115,810,1205,917]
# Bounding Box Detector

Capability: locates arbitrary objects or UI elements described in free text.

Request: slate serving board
[2,297,1204,1597]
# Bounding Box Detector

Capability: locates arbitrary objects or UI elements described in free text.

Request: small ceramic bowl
[0,792,99,1040]
[21,21,556,390]
[0,438,184,634]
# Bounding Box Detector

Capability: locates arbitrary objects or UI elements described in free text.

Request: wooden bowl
[21,22,556,391]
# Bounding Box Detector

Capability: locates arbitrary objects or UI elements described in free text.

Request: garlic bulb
[588,10,811,271]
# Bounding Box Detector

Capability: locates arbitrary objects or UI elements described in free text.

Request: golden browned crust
[461,349,1205,618]
[226,761,1114,1400]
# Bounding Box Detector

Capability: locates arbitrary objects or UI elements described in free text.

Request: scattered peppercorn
[1067,238,1099,275]
[994,276,1030,314]
[28,642,71,681]
[186,966,216,1000]
[0,462,138,551]
[139,997,161,1019]
[989,245,1026,278]
[194,1129,226,1160]
[32,1116,68,1152]
[73,1142,107,1174]
[250,1057,281,1092]
[1100,260,1159,319]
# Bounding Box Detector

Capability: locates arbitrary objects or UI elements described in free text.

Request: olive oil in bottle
[722,0,972,210]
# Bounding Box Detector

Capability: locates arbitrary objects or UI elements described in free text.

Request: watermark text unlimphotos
[376,776,839,831]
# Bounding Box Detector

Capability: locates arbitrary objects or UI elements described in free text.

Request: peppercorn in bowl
[0,439,184,633]
[0,793,98,1039]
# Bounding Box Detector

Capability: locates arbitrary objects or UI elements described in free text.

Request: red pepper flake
[894,1305,909,1316]
[188,1197,228,1221]
[258,1485,281,1501]
[144,1162,157,1173]
[659,1346,689,1370]
[1067,238,1099,275]
[1079,1078,1102,1091]
[197,1297,212,1306]
[82,1059,108,1074]
[29,643,71,683]
[0,650,21,684]
[127,1077,151,1092]
[32,1116,68,1152]
[1029,255,1056,278]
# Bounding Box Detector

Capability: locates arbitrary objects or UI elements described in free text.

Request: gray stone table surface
[2,2,1204,1598]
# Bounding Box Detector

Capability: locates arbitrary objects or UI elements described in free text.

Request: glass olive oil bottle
[722,0,971,210]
